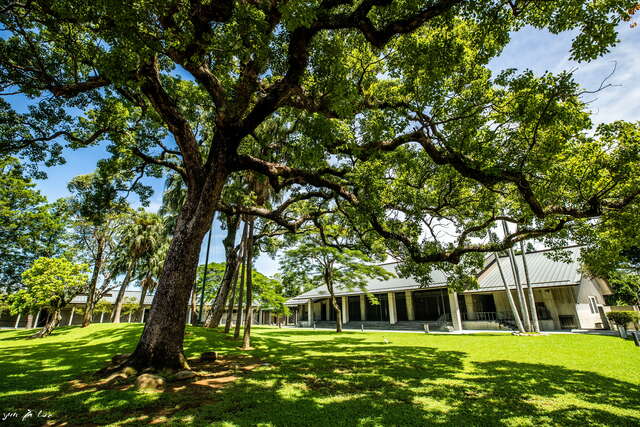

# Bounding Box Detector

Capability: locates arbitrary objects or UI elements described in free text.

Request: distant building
[1,289,283,329]
[285,246,613,331]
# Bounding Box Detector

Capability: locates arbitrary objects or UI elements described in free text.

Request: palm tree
[110,211,164,323]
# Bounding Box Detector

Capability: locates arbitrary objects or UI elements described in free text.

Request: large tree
[2,1,640,370]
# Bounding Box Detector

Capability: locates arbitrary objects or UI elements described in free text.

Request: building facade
[285,247,613,331]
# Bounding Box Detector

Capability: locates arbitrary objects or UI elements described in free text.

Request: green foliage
[9,257,89,314]
[93,298,112,314]
[0,157,71,291]
[606,311,640,329]
[606,272,640,306]
[121,297,138,316]
[280,221,394,299]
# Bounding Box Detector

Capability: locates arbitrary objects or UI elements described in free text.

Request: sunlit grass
[1,324,639,426]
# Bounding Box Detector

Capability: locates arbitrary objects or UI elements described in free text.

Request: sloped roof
[285,246,584,304]
[71,289,155,305]
[285,263,448,305]
[475,246,582,292]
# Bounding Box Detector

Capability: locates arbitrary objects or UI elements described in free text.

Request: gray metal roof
[71,290,155,305]
[473,246,582,292]
[286,246,584,304]
[286,263,448,304]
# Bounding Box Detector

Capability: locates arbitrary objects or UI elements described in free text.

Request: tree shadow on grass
[1,327,639,426]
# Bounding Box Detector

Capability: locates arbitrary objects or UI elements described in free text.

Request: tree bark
[111,264,133,323]
[502,221,532,332]
[205,215,242,328]
[128,171,224,371]
[519,241,541,333]
[26,313,34,329]
[83,235,105,327]
[494,252,526,333]
[242,219,255,349]
[234,255,246,339]
[224,255,242,334]
[30,310,62,338]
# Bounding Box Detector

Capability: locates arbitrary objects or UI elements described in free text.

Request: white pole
[100,311,105,323]
[33,310,41,328]
[68,307,75,326]
[14,313,21,329]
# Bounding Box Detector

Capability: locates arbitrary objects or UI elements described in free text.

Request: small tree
[121,297,139,323]
[93,299,112,323]
[10,257,88,338]
[280,222,393,332]
[607,311,640,334]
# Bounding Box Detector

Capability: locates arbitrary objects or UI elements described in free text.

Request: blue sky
[20,24,640,278]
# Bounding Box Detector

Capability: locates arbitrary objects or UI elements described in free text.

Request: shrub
[606,311,640,330]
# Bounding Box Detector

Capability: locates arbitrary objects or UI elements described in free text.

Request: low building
[285,246,612,331]
[1,289,279,329]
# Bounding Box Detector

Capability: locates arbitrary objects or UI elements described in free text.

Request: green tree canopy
[0,157,70,291]
[3,0,639,368]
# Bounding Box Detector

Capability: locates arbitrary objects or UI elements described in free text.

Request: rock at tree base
[122,367,137,377]
[174,370,197,381]
[200,351,217,362]
[135,374,166,392]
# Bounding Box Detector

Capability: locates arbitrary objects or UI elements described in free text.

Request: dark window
[366,293,389,321]
[535,302,551,320]
[348,296,361,321]
[396,292,408,321]
[414,289,450,321]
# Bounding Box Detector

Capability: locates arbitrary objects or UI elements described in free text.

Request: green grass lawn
[1,325,639,426]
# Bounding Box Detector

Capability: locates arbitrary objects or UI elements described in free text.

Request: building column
[14,313,21,329]
[33,310,41,328]
[68,307,75,326]
[359,294,366,321]
[325,299,330,320]
[449,291,463,331]
[405,290,415,321]
[307,300,313,327]
[388,292,397,324]
[341,296,349,324]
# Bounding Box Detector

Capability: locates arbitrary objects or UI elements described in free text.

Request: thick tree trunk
[30,310,62,338]
[128,171,224,371]
[519,241,541,333]
[111,265,133,323]
[205,216,242,328]
[83,235,105,327]
[242,219,255,349]
[494,252,526,333]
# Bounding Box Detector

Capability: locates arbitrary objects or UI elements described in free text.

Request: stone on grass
[122,366,137,377]
[135,374,166,392]
[174,370,197,381]
[200,351,218,362]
